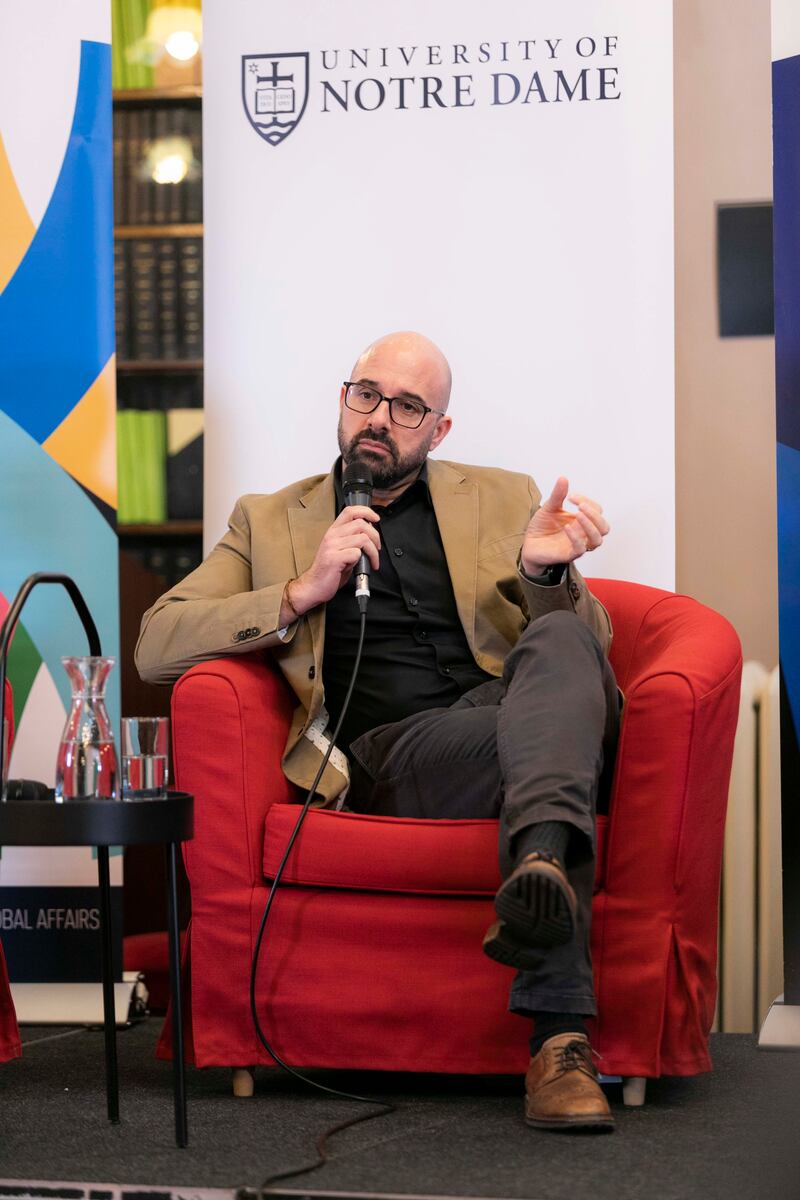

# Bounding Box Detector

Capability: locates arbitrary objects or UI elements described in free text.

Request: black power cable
[249,610,396,1195]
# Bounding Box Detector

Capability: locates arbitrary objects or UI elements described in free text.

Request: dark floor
[1,1021,799,1200]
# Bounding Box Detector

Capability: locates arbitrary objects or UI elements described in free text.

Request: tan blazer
[136,459,611,803]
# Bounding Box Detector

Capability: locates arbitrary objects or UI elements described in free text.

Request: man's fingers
[568,492,603,515]
[564,520,588,551]
[336,505,380,525]
[541,475,569,512]
[568,495,610,537]
[353,532,380,570]
[333,518,381,548]
[572,510,603,549]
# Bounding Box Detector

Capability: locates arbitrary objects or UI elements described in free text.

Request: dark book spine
[178,237,203,358]
[113,239,130,360]
[184,106,203,223]
[156,238,180,360]
[168,106,187,224]
[152,107,171,225]
[113,108,126,226]
[129,238,160,359]
[136,108,154,225]
[126,109,141,225]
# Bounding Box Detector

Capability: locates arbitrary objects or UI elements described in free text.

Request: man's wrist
[282,578,305,623]
[521,559,566,584]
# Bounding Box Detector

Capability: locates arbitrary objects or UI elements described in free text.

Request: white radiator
[716,663,784,1032]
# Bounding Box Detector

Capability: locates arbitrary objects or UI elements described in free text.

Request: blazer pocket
[478,531,525,563]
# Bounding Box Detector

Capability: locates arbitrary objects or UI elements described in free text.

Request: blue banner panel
[772,51,800,1005]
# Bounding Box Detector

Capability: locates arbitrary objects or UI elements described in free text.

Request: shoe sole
[496,860,577,949]
[482,922,540,971]
[525,1114,615,1132]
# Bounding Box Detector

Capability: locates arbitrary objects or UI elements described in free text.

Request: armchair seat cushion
[263,804,609,896]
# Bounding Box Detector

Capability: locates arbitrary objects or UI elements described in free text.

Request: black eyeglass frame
[342,381,446,429]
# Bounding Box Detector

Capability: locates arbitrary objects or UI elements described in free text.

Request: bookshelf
[119,521,203,538]
[113,81,205,731]
[114,85,202,103]
[118,360,203,373]
[111,1,201,962]
[116,223,203,239]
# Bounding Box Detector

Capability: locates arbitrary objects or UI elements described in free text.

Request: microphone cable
[248,608,396,1196]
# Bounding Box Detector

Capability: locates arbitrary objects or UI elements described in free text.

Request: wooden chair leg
[622,1076,647,1106]
[232,1067,255,1097]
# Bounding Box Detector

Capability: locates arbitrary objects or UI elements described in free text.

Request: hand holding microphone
[282,460,378,619]
[342,460,375,612]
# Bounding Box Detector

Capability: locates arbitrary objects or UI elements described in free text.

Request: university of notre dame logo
[242,52,309,146]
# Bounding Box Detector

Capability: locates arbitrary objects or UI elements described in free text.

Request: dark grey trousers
[347,610,621,1017]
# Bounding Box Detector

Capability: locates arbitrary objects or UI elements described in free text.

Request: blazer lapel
[288,471,336,575]
[428,459,478,655]
[287,469,337,670]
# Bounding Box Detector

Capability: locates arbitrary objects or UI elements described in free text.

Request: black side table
[0,791,193,1147]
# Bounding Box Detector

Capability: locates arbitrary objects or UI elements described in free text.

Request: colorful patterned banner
[772,11,800,1012]
[0,9,121,989]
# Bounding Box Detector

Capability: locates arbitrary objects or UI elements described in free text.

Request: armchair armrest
[171,654,297,894]
[599,589,742,907]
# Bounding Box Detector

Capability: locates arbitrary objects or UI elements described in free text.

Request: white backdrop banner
[204,0,674,587]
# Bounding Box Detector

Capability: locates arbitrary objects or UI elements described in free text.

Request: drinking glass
[121,716,169,799]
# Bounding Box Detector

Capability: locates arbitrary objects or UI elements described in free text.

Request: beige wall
[674,0,778,667]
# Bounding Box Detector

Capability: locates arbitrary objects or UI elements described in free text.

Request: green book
[131,0,155,91]
[128,409,147,522]
[116,409,136,524]
[140,408,167,522]
[110,0,124,91]
[117,0,132,90]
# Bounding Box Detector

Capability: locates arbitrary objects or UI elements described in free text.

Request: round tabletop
[0,790,193,846]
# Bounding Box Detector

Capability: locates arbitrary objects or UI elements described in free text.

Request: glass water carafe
[54,656,119,802]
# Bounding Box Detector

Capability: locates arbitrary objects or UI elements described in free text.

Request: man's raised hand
[283,506,381,620]
[521,477,610,577]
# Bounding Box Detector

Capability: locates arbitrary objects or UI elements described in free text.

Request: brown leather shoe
[495,851,578,948]
[525,1033,615,1131]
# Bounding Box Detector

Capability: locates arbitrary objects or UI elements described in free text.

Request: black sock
[514,820,571,867]
[529,1012,589,1057]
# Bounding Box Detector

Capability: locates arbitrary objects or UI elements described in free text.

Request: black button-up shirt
[322,460,493,755]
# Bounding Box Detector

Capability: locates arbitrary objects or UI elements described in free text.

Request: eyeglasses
[343,381,446,430]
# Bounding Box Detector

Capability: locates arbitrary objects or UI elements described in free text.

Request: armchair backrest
[587,578,742,697]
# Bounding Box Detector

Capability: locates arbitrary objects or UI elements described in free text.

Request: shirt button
[569,582,581,601]
[419,630,428,639]
[408,596,418,607]
[308,665,316,679]
[394,547,404,557]
[443,666,452,674]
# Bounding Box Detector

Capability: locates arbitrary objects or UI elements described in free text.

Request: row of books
[113,105,202,227]
[117,374,202,410]
[118,407,204,524]
[115,237,203,362]
[123,542,204,591]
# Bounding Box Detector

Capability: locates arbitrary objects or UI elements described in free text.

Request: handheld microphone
[342,459,374,612]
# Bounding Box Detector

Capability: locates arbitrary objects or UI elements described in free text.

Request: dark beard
[337,419,431,490]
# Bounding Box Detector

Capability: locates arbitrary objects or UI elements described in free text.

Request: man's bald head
[351,331,452,413]
[339,330,453,494]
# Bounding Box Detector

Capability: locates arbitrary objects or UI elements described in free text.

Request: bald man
[136,331,619,1132]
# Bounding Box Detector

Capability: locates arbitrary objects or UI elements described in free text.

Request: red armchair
[1,677,22,1063]
[160,580,742,1094]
